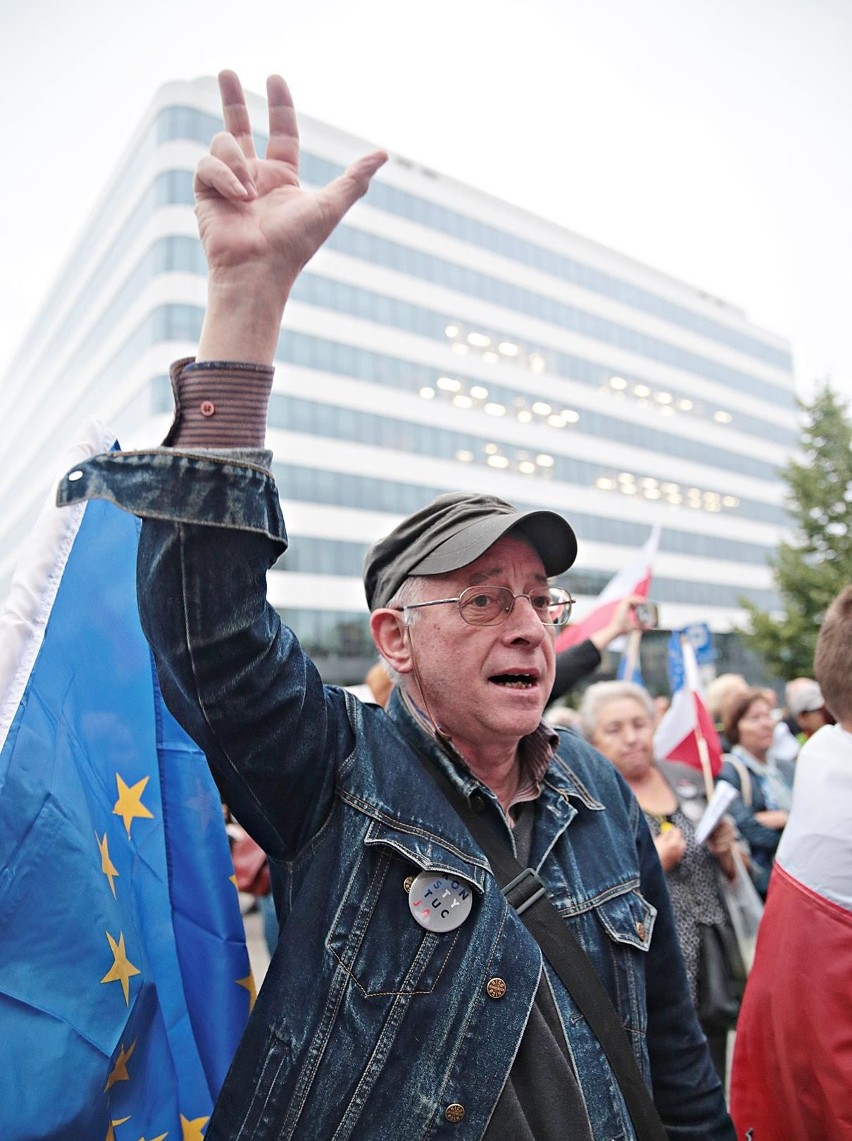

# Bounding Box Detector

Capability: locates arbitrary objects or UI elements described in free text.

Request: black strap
[422,758,668,1141]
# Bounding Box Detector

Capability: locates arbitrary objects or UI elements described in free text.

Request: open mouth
[490,673,537,690]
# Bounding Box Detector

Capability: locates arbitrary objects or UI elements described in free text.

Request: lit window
[470,385,489,399]
[547,415,565,428]
[643,488,662,499]
[633,384,650,398]
[437,376,461,392]
[487,455,510,469]
[455,450,474,462]
[610,376,628,390]
[595,477,616,491]
[655,392,673,404]
[467,332,491,347]
[529,354,546,373]
[519,461,536,474]
[485,443,499,455]
[419,387,436,399]
[453,395,474,408]
[498,341,519,356]
[561,409,580,423]
[617,472,635,483]
[484,403,507,417]
[722,495,739,507]
[713,411,732,423]
[532,401,552,415]
[641,477,658,488]
[536,454,555,467]
[677,398,693,411]
[445,325,459,338]
[516,410,533,423]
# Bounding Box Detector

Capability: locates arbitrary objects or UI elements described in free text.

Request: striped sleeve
[163,358,275,448]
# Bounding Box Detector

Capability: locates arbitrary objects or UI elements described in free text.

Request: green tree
[742,383,852,678]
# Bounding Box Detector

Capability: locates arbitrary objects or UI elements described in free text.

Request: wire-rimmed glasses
[397,585,575,628]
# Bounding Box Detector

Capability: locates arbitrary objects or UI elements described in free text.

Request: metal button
[636,921,647,940]
[486,977,507,999]
[445,1103,465,1123]
[403,875,415,892]
[200,400,216,417]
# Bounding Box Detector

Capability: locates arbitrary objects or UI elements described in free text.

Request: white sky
[2,0,850,403]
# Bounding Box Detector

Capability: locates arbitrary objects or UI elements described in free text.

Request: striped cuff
[163,358,275,448]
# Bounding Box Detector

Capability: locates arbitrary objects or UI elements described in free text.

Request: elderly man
[59,71,732,1139]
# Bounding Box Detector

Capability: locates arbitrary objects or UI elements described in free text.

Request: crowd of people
[61,66,850,1141]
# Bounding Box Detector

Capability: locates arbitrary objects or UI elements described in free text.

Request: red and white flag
[730,724,852,1140]
[653,632,722,786]
[555,525,659,652]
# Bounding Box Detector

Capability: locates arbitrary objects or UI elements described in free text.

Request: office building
[0,77,798,687]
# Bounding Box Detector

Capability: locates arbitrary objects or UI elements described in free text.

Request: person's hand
[589,593,647,652]
[654,825,686,871]
[195,71,387,362]
[754,809,789,831]
[706,816,738,878]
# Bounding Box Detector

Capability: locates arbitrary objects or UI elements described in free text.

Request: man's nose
[503,595,546,642]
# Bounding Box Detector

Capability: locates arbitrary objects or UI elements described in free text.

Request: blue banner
[0,492,249,1138]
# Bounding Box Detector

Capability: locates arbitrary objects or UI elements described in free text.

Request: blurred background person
[548,593,647,703]
[705,674,749,751]
[785,677,835,742]
[580,681,742,1079]
[731,585,852,1139]
[718,690,794,898]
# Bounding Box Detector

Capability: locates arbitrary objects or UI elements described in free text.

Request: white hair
[379,575,430,684]
[577,681,655,741]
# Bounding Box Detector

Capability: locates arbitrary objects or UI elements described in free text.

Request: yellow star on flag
[113,773,155,838]
[100,931,141,1004]
[97,831,120,897]
[236,971,257,1009]
[180,1115,209,1140]
[105,1116,131,1141]
[105,1039,137,1091]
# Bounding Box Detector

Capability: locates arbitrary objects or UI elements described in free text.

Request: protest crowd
[1,66,850,1141]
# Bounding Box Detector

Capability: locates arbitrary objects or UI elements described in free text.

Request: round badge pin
[408,871,473,932]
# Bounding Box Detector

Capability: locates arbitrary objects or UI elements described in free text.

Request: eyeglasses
[397,585,575,628]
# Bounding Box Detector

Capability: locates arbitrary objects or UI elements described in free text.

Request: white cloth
[776,723,852,910]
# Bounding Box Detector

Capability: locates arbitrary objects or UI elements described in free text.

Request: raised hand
[195,71,387,363]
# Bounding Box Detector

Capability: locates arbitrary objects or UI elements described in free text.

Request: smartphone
[633,602,658,628]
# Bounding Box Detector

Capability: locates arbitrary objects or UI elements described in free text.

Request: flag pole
[680,635,715,801]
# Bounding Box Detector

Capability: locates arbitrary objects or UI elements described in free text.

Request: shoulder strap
[421,757,668,1141]
[726,754,753,807]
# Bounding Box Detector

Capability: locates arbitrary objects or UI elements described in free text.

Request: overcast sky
[2,0,850,404]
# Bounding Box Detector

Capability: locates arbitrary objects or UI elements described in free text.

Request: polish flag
[554,526,660,652]
[653,632,722,785]
[730,725,852,1140]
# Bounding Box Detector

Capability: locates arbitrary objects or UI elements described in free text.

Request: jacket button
[486,977,507,999]
[636,921,647,940]
[470,793,486,814]
[200,400,216,417]
[445,1104,466,1123]
[403,875,415,892]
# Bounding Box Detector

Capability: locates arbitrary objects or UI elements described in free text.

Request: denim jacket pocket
[326,819,484,998]
[592,886,657,952]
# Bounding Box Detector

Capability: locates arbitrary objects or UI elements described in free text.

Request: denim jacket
[58,449,732,1141]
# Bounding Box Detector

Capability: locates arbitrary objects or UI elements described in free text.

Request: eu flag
[0,426,250,1140]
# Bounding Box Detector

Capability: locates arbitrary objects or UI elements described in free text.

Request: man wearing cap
[785,677,834,742]
[59,71,732,1139]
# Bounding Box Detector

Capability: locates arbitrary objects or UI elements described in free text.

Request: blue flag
[0,431,249,1139]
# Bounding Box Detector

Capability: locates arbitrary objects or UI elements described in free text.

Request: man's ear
[370,609,413,675]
